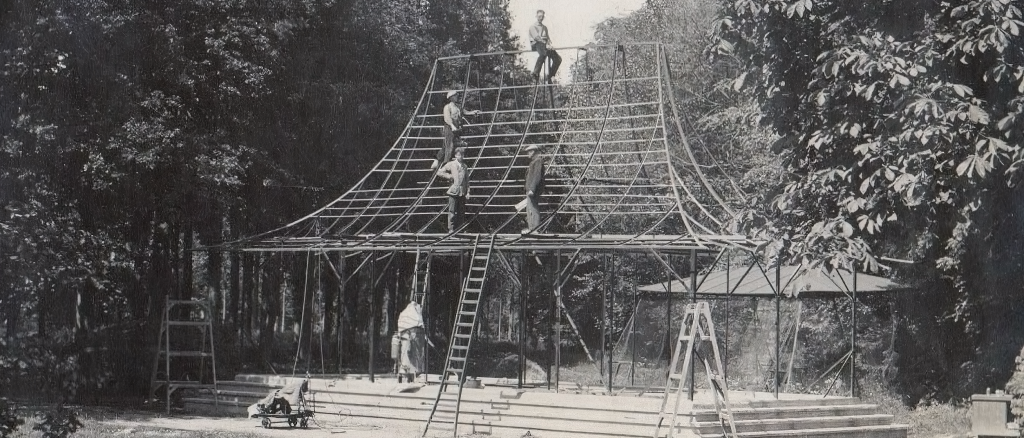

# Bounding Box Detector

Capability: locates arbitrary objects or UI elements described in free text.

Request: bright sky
[508,0,647,80]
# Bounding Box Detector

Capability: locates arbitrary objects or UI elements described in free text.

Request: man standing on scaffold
[530,9,561,83]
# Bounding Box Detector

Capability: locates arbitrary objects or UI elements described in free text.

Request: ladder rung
[451,345,469,350]
[456,322,474,327]
[454,334,471,338]
[462,300,479,305]
[458,311,476,316]
[668,373,683,380]
[449,357,467,361]
[446,368,463,374]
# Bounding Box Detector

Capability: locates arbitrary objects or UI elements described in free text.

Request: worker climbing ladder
[149,297,218,414]
[422,236,495,437]
[653,301,736,438]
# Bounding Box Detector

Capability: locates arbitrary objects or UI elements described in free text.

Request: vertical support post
[688,249,697,399]
[665,254,672,375]
[164,296,171,414]
[369,254,376,383]
[724,252,730,380]
[607,253,615,395]
[774,262,781,398]
[631,275,637,387]
[851,268,858,398]
[555,250,561,392]
[338,252,346,375]
[601,253,607,379]
[518,252,526,390]
[421,254,430,381]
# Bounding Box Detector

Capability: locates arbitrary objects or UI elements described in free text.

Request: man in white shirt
[529,10,561,83]
[434,90,480,170]
[435,147,469,232]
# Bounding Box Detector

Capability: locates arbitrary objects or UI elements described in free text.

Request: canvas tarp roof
[637,264,907,298]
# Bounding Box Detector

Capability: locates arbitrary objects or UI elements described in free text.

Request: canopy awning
[637,264,907,298]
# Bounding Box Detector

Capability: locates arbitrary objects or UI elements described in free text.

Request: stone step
[191,376,906,438]
[693,414,895,434]
[691,397,861,411]
[739,397,861,408]
[698,424,909,438]
[692,404,881,422]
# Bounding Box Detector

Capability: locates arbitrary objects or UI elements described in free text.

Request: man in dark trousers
[434,90,480,170]
[436,147,469,232]
[523,144,545,233]
[529,10,561,83]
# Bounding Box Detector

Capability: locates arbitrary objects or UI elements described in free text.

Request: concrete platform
[184,374,909,438]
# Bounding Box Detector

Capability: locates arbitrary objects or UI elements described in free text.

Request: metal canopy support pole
[774,262,781,399]
[688,249,697,399]
[422,254,430,382]
[608,253,615,395]
[665,254,672,382]
[724,251,730,381]
[518,251,526,390]
[601,253,607,380]
[338,252,346,374]
[369,254,376,383]
[555,250,562,393]
[631,276,637,387]
[851,268,858,398]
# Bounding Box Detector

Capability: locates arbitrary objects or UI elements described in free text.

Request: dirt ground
[17,407,438,438]
[99,415,421,437]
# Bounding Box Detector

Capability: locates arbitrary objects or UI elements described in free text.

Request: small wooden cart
[256,408,313,429]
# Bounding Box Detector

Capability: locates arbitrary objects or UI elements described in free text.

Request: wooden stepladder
[149,297,218,414]
[653,302,736,438]
[422,236,494,437]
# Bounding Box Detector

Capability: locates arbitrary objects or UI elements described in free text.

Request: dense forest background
[2,0,1024,416]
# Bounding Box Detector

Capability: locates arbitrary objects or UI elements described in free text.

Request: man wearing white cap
[435,90,481,170]
[523,144,546,233]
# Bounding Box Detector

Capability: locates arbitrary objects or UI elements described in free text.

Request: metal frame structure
[231,42,772,435]
[237,42,753,254]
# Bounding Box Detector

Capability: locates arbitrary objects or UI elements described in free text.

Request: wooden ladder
[422,236,494,437]
[653,301,736,438]
[412,250,433,305]
[149,297,218,414]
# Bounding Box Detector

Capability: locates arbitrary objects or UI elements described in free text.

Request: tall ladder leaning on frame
[653,301,737,438]
[412,249,433,384]
[149,296,219,414]
[412,250,434,306]
[422,235,495,437]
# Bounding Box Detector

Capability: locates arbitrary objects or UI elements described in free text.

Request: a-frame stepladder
[422,235,494,437]
[653,301,737,438]
[149,296,218,414]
